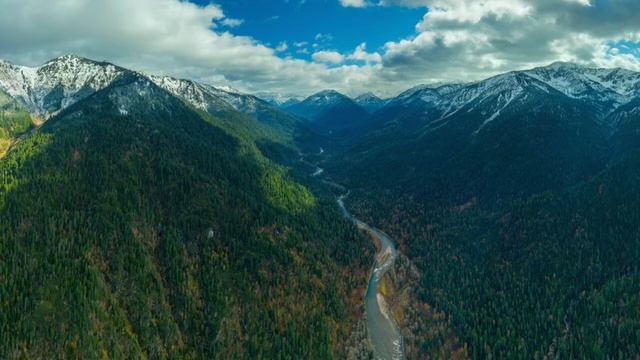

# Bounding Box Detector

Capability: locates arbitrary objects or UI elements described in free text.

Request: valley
[338,193,403,360]
[293,61,640,358]
[1,55,640,359]
[309,154,404,360]
[3,0,640,358]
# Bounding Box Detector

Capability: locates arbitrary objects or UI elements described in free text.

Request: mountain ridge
[0,54,126,116]
[0,55,302,141]
[386,63,640,123]
[329,62,640,206]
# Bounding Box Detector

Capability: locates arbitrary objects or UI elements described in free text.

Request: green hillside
[0,74,372,359]
[0,90,33,157]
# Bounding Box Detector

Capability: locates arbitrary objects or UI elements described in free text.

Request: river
[311,161,404,360]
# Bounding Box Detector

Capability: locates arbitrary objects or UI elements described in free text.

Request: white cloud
[221,18,244,27]
[567,0,592,6]
[275,42,289,52]
[314,33,334,42]
[377,0,428,7]
[340,0,428,7]
[347,43,382,64]
[312,50,345,64]
[419,0,532,25]
[339,0,370,7]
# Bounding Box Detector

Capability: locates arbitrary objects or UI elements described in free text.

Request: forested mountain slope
[0,68,372,358]
[344,147,640,358]
[328,62,640,358]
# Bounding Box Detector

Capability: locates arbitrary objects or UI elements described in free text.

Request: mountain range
[332,62,640,202]
[2,55,640,359]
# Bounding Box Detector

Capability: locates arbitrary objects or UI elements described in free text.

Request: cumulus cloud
[344,0,427,7]
[312,50,345,64]
[348,43,382,64]
[378,0,640,86]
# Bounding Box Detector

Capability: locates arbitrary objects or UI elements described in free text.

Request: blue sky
[196,0,425,63]
[0,0,639,97]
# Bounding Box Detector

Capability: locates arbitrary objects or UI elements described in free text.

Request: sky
[192,0,425,64]
[0,0,640,98]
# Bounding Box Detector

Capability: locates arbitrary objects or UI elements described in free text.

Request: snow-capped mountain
[148,74,299,134]
[147,75,236,114]
[0,55,125,116]
[390,82,465,106]
[382,72,547,135]
[306,90,352,106]
[201,83,270,115]
[149,74,277,115]
[387,63,640,126]
[340,63,640,204]
[0,55,299,134]
[523,62,640,116]
[526,62,640,98]
[354,92,386,113]
[284,90,355,120]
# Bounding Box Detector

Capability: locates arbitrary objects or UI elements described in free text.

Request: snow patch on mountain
[0,55,125,116]
[147,75,225,112]
[524,62,640,110]
[474,89,523,134]
[255,92,303,107]
[201,84,263,113]
[148,74,283,121]
[355,92,386,113]
[393,63,640,129]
